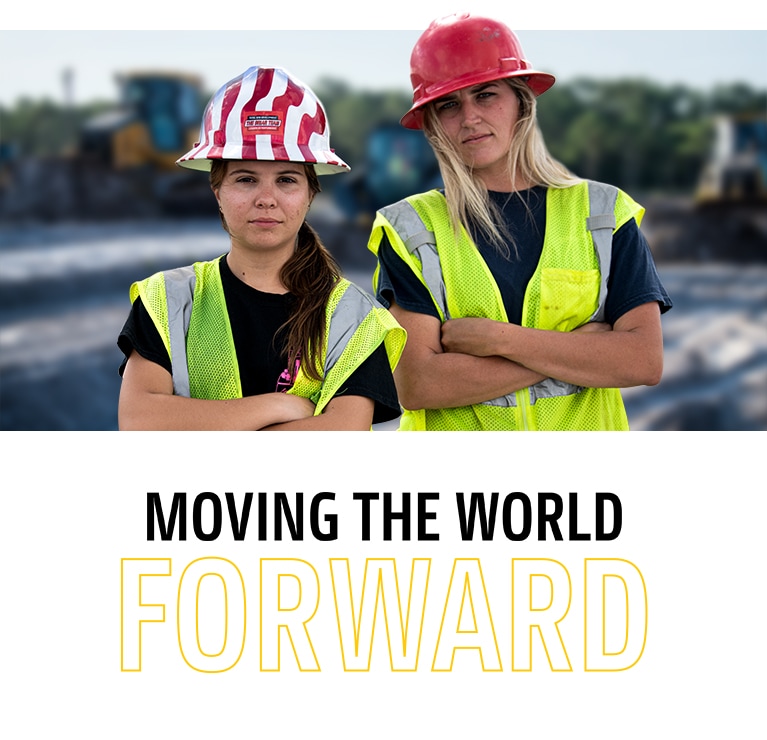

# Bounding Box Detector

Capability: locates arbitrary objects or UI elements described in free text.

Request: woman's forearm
[441,302,664,389]
[400,352,546,409]
[264,395,375,431]
[119,392,314,431]
[390,303,546,410]
[118,352,315,430]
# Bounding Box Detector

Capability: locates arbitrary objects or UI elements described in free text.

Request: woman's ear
[212,187,228,232]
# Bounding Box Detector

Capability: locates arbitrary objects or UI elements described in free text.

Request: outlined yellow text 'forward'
[120,557,647,673]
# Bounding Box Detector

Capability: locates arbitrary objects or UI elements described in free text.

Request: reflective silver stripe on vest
[489,182,615,406]
[479,378,585,407]
[163,265,196,397]
[324,283,377,373]
[528,377,584,404]
[586,180,617,322]
[481,392,518,407]
[379,199,451,320]
[382,185,615,408]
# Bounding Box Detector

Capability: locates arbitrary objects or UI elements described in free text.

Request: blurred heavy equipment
[76,70,218,217]
[80,71,202,173]
[332,123,443,226]
[696,113,767,204]
[646,112,767,263]
[1,70,217,221]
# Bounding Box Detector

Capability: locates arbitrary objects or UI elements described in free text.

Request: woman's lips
[463,133,491,145]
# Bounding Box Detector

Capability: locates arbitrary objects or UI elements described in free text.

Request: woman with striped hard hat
[118,66,405,430]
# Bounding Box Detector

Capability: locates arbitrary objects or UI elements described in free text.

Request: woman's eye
[437,100,457,113]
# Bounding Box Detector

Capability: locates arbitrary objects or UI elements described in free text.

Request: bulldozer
[649,112,767,262]
[696,112,767,204]
[76,70,216,217]
[0,70,216,221]
[80,70,203,173]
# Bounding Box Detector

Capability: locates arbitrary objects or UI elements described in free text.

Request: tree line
[1,77,764,195]
[314,77,766,195]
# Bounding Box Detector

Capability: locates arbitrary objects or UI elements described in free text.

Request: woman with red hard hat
[118,66,405,430]
[368,13,672,431]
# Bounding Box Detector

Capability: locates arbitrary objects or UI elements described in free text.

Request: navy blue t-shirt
[375,186,672,326]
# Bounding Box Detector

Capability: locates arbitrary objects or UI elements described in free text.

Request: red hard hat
[401,13,556,130]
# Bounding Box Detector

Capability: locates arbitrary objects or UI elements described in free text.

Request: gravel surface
[2,212,765,431]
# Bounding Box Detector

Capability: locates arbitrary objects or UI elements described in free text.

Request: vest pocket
[538,268,600,332]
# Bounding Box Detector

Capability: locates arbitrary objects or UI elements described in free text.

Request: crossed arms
[389,301,663,410]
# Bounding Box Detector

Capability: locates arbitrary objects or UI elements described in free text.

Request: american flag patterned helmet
[177,66,350,175]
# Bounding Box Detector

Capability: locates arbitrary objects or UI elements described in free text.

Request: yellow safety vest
[130,257,406,415]
[368,181,643,431]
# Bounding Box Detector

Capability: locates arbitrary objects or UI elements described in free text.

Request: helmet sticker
[242,110,284,139]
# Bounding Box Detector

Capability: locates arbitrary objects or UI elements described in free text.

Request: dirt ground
[1,198,765,431]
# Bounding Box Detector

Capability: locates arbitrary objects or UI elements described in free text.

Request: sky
[1,29,765,108]
[2,0,766,102]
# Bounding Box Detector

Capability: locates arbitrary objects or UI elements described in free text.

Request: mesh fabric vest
[369,182,643,430]
[131,258,405,414]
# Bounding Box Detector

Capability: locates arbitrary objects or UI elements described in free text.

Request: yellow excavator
[75,70,216,215]
[80,70,203,171]
[0,70,216,220]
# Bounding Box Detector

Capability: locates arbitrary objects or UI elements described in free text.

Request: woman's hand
[267,392,317,422]
[388,304,546,409]
[440,305,661,390]
[118,351,317,430]
[572,321,612,334]
[441,317,613,357]
[441,317,504,357]
[264,395,375,431]
[440,303,662,389]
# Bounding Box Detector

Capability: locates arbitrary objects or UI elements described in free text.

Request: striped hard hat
[177,66,350,175]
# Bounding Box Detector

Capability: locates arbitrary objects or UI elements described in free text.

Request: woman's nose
[461,101,481,126]
[254,186,276,208]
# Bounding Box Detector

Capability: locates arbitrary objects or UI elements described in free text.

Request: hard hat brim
[176,154,351,175]
[400,70,556,130]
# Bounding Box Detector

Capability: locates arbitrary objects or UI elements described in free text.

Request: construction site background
[1,73,765,430]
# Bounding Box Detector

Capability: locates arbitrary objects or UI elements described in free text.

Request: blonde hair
[422,78,580,254]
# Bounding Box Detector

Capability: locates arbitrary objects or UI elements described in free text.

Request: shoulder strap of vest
[292,278,406,414]
[381,184,619,324]
[378,195,450,319]
[585,180,618,322]
[324,279,374,371]
[162,265,197,397]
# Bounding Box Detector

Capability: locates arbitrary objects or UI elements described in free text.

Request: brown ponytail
[279,217,341,380]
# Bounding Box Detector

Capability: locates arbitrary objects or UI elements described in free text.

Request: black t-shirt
[118,256,401,425]
[375,186,672,325]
